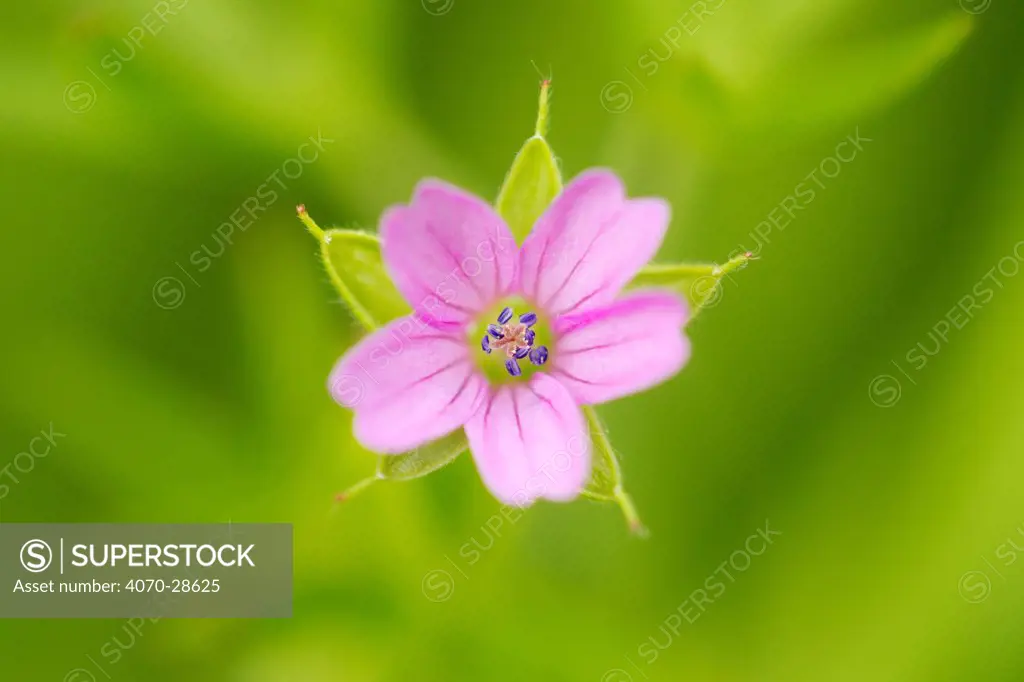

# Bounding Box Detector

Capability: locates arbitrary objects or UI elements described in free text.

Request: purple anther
[505,358,522,377]
[519,312,537,327]
[524,329,536,346]
[529,345,548,366]
[513,346,530,359]
[487,324,504,339]
[481,335,491,354]
[497,307,514,324]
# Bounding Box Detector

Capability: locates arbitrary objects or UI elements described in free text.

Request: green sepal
[298,207,410,330]
[334,430,470,503]
[319,229,410,328]
[495,81,563,244]
[376,430,469,481]
[580,406,648,537]
[631,251,756,320]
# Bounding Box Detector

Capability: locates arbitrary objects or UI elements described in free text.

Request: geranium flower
[328,169,689,506]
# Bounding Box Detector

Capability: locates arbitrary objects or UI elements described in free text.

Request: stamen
[478,307,549,376]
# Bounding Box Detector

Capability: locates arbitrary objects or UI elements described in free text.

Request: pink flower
[328,169,690,506]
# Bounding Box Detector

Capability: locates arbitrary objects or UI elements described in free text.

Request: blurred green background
[2,0,1024,679]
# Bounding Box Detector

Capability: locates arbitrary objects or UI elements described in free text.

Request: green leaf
[495,81,563,243]
[630,251,756,320]
[581,406,648,536]
[377,430,469,481]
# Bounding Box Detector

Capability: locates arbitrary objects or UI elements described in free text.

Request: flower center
[470,299,550,382]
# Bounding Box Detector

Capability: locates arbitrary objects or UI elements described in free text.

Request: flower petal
[519,169,670,316]
[465,374,590,506]
[552,291,689,405]
[328,315,486,453]
[381,179,519,326]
